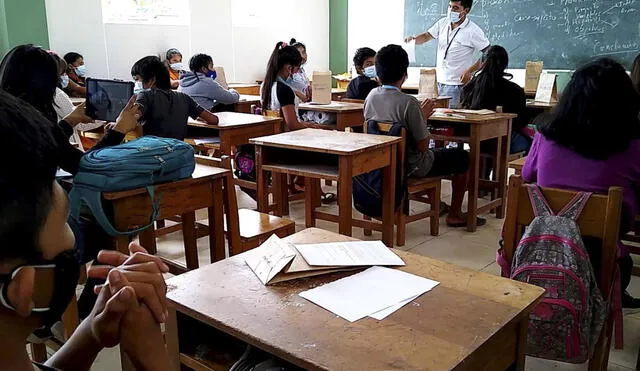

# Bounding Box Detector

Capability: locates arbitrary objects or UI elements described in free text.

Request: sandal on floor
[446,217,487,228]
[321,192,337,204]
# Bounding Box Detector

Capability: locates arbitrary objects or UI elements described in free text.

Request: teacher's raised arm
[407,0,490,108]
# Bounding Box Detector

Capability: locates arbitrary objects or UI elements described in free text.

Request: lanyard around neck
[444,25,461,60]
[381,85,401,92]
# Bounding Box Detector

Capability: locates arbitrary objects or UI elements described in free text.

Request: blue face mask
[363,66,377,79]
[75,65,87,77]
[206,70,217,80]
[449,10,462,23]
[60,74,70,89]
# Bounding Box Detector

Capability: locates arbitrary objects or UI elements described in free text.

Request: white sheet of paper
[404,40,416,64]
[245,235,297,285]
[299,266,440,322]
[56,169,72,178]
[193,137,221,145]
[448,109,495,115]
[369,294,420,320]
[294,241,405,267]
[535,73,556,103]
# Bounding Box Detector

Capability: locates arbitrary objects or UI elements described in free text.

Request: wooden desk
[509,156,527,176]
[104,164,240,274]
[232,94,261,113]
[251,128,400,247]
[526,99,556,111]
[70,97,85,106]
[428,112,517,232]
[298,101,364,131]
[410,95,452,108]
[166,228,544,371]
[331,87,347,100]
[401,82,419,92]
[228,83,261,96]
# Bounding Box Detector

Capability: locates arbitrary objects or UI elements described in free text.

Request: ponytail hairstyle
[460,45,511,109]
[261,42,303,109]
[290,38,306,51]
[189,53,213,81]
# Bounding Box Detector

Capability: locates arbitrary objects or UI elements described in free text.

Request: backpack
[499,185,606,363]
[234,144,257,183]
[352,121,405,218]
[69,136,195,236]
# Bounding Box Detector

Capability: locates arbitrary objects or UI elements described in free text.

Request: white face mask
[75,64,87,77]
[449,10,462,23]
[134,81,144,94]
[170,62,183,71]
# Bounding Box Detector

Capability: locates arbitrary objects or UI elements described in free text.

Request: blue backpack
[69,136,196,236]
[352,121,405,218]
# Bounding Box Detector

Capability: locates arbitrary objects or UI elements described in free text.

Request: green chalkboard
[404,0,640,69]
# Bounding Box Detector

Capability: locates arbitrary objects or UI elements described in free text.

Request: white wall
[45,0,329,83]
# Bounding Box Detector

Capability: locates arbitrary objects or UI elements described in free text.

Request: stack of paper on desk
[299,266,439,322]
[244,236,405,285]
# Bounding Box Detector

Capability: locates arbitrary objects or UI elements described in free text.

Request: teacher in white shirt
[405,0,490,108]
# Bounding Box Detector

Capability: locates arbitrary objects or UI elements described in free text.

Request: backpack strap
[525,184,555,217]
[69,186,160,236]
[557,191,592,221]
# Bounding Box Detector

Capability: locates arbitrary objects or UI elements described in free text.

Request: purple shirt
[523,133,640,232]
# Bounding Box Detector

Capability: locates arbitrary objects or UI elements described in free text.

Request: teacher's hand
[404,36,416,43]
[460,69,474,85]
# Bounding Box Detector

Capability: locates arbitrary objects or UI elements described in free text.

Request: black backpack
[352,121,406,218]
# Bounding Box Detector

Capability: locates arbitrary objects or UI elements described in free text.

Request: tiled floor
[82,180,639,370]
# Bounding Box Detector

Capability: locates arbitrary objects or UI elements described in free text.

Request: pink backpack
[497,185,606,363]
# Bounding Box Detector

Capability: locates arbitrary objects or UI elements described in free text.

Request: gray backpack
[508,185,606,363]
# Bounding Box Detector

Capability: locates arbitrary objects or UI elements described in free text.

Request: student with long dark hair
[632,53,640,95]
[261,42,323,131]
[523,57,640,307]
[460,45,529,154]
[132,56,218,140]
[178,53,240,110]
[289,38,311,102]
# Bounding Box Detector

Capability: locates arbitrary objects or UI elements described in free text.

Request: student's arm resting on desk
[205,80,240,105]
[184,93,218,124]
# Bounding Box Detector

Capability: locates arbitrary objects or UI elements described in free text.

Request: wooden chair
[227,209,295,254]
[509,156,527,176]
[362,122,442,246]
[502,175,622,371]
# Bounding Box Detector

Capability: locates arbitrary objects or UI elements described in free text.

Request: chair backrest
[364,121,407,179]
[503,175,622,295]
[341,98,365,104]
[263,109,281,118]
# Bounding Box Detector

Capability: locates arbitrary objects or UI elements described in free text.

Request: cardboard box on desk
[312,71,332,105]
[419,69,438,99]
[525,61,544,95]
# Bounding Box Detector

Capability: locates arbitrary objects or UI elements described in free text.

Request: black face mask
[0,249,80,328]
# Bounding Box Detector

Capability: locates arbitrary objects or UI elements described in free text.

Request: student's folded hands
[88,241,170,324]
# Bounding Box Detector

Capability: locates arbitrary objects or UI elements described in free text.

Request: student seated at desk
[50,51,103,151]
[261,42,323,131]
[165,48,183,89]
[0,45,138,175]
[289,38,311,102]
[523,57,640,307]
[178,53,240,110]
[365,44,484,228]
[131,56,218,140]
[460,45,530,155]
[632,53,640,95]
[346,47,379,100]
[0,89,172,371]
[62,52,87,97]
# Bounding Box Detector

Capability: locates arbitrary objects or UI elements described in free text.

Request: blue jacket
[178,71,240,109]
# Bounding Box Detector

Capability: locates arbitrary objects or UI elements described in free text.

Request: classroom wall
[45,0,329,83]
[1,0,49,57]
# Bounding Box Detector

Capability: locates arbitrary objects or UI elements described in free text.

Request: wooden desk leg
[210,179,226,262]
[496,123,511,219]
[338,156,353,237]
[256,145,269,213]
[222,173,241,257]
[305,177,318,228]
[181,211,199,270]
[277,173,289,217]
[139,228,157,256]
[165,308,181,371]
[467,126,481,232]
[514,318,529,371]
[381,145,397,248]
[114,236,131,255]
[337,112,345,132]
[491,134,503,215]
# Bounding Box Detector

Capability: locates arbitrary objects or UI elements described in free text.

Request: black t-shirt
[461,77,527,131]
[276,81,295,107]
[346,75,379,100]
[136,89,205,140]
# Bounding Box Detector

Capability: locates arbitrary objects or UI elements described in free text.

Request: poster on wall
[101,0,190,25]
